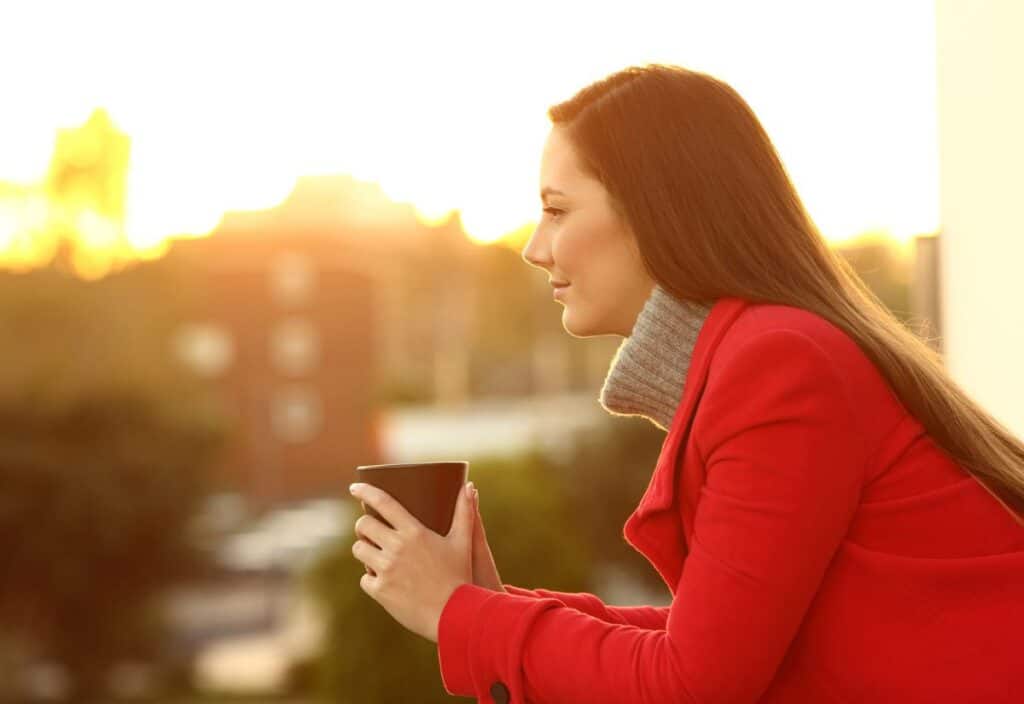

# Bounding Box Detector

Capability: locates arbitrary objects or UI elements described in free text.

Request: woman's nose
[521,227,551,270]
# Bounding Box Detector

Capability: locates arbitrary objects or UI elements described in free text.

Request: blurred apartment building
[164,175,426,508]
[162,174,619,508]
[911,234,942,353]
[167,228,378,508]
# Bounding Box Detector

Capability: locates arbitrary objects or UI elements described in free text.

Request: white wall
[936,0,1024,437]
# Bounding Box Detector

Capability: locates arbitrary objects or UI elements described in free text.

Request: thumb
[450,481,476,543]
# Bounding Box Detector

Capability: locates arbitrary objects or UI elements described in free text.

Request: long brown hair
[548,63,1024,525]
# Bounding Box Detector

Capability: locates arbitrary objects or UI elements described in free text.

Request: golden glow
[0,1,939,275]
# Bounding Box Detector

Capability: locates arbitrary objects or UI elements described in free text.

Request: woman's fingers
[352,537,385,575]
[355,513,397,552]
[350,483,418,535]
[470,495,484,554]
[472,494,489,544]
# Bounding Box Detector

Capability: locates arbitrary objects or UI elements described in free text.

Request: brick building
[166,210,386,507]
[159,173,618,506]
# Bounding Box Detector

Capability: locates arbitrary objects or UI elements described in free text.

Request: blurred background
[0,1,1019,702]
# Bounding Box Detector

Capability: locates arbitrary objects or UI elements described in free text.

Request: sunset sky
[0,0,938,253]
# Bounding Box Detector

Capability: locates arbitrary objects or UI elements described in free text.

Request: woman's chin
[562,309,603,338]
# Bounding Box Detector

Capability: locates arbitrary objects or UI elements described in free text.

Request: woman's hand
[470,486,507,593]
[349,481,475,643]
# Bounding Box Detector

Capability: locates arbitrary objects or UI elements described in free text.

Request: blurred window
[270,385,323,443]
[269,317,320,376]
[269,250,317,308]
[173,323,235,377]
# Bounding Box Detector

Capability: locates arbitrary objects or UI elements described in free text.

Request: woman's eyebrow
[541,187,566,201]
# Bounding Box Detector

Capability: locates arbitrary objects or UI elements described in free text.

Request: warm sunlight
[0,0,939,272]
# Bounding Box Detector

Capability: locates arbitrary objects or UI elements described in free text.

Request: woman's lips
[553,283,570,300]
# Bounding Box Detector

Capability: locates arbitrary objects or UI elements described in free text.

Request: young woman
[349,63,1024,703]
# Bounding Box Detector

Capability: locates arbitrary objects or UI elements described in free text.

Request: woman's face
[522,126,655,338]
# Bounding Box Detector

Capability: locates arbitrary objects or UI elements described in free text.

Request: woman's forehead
[540,133,594,196]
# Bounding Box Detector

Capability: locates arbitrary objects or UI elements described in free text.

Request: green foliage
[559,416,670,596]
[0,264,228,701]
[304,451,592,703]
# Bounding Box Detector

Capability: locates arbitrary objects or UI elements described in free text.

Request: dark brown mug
[354,461,469,575]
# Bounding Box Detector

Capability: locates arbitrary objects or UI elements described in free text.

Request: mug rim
[356,461,468,471]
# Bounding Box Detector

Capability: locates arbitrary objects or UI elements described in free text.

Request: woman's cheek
[553,228,583,272]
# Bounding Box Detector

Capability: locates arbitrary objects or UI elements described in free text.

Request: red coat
[437,296,1024,703]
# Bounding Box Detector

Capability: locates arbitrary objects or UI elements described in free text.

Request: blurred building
[911,234,942,353]
[0,108,134,278]
[168,225,380,508]
[45,108,130,223]
[163,174,618,507]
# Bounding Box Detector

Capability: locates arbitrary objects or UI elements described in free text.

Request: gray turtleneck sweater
[599,285,715,431]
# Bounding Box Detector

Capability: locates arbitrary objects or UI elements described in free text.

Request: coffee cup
[353,461,469,575]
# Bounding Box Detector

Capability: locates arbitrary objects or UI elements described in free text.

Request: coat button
[489,680,510,704]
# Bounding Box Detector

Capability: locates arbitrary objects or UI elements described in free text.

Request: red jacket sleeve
[437,330,868,703]
[503,585,670,630]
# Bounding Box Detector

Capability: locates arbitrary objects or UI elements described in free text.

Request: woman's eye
[543,207,563,218]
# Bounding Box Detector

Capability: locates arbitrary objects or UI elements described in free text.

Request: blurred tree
[305,450,591,703]
[0,264,228,702]
[559,416,670,597]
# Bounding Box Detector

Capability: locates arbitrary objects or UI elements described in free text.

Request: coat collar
[622,296,751,591]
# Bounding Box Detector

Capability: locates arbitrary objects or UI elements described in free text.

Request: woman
[348,64,1024,702]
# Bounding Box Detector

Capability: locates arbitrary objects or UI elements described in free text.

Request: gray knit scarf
[598,285,715,431]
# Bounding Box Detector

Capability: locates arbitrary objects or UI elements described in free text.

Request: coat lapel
[622,296,750,591]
